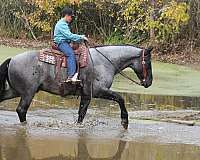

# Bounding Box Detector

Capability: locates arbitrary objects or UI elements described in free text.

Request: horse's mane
[91,44,153,56]
[92,44,140,49]
[92,44,153,53]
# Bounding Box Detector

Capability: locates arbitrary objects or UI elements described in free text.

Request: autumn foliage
[0,0,194,46]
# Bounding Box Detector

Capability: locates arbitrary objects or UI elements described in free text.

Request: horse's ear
[145,47,153,55]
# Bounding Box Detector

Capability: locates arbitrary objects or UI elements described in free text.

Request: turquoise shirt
[53,18,83,44]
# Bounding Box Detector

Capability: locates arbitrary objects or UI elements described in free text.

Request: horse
[0,45,153,129]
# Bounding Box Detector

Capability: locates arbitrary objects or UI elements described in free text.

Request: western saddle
[39,42,88,82]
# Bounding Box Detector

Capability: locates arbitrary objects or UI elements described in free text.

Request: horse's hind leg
[97,89,128,129]
[16,94,34,123]
[78,96,91,123]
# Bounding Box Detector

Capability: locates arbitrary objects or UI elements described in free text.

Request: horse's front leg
[77,95,91,123]
[98,89,128,129]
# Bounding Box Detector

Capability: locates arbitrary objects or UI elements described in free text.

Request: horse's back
[8,50,68,95]
[9,51,41,78]
[10,51,39,66]
[8,51,43,90]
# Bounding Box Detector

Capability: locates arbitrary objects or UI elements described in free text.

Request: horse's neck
[95,45,141,73]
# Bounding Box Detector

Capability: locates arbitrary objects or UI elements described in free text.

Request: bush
[0,0,190,45]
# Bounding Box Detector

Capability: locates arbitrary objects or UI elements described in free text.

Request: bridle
[118,49,147,86]
[141,49,147,82]
[93,47,148,86]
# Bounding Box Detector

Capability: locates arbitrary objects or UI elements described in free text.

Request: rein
[93,47,146,86]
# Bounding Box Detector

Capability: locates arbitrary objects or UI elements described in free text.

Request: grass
[0,45,27,61]
[0,45,200,97]
[112,62,200,97]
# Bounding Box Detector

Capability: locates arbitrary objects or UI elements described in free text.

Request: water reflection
[1,91,200,112]
[0,127,200,160]
[0,128,31,160]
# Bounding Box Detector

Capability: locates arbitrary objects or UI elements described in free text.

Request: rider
[54,7,88,82]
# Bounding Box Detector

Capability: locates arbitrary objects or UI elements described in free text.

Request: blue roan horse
[0,45,153,129]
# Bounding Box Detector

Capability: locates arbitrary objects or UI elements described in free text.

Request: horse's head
[130,47,153,88]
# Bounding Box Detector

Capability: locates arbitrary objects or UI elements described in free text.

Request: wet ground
[0,92,200,160]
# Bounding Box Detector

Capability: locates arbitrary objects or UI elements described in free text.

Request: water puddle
[0,91,200,159]
[0,126,200,160]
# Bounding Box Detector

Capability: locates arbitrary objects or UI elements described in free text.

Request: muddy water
[0,108,200,160]
[0,92,200,160]
[0,127,200,160]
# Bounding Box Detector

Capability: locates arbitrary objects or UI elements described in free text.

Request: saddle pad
[39,49,67,67]
[39,44,88,68]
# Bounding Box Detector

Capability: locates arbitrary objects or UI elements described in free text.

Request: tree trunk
[150,0,156,40]
[188,0,200,46]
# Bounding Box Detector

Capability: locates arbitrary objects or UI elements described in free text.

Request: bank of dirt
[0,37,99,49]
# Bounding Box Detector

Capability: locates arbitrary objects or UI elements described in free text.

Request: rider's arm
[59,23,83,42]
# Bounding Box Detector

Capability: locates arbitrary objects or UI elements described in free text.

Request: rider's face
[65,15,73,23]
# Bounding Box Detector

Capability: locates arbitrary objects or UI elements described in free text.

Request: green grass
[0,45,200,97]
[112,62,200,97]
[0,45,27,61]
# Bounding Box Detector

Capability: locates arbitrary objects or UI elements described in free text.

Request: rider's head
[62,7,74,23]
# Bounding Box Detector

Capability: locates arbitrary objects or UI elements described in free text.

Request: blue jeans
[58,42,76,77]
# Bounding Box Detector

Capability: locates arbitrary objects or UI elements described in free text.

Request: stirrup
[62,78,72,83]
[62,78,81,83]
[63,73,81,83]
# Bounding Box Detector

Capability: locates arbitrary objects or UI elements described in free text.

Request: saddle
[39,42,88,82]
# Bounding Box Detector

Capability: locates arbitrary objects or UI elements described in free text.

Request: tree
[10,0,189,44]
[115,0,189,43]
[188,0,200,46]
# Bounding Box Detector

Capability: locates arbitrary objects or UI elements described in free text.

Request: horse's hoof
[76,122,84,128]
[76,121,82,125]
[77,117,83,124]
[121,119,128,130]
[21,121,27,126]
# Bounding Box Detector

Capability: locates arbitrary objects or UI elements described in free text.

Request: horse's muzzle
[141,80,152,88]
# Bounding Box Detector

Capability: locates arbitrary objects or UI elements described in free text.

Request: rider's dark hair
[61,7,74,17]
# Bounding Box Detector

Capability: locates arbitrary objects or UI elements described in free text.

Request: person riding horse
[53,7,88,83]
[0,7,153,129]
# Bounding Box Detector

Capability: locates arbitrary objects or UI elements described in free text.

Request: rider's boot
[64,73,81,83]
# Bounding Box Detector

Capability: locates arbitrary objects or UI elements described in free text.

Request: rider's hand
[81,35,89,42]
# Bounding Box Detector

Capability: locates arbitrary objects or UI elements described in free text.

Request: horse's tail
[0,58,11,95]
